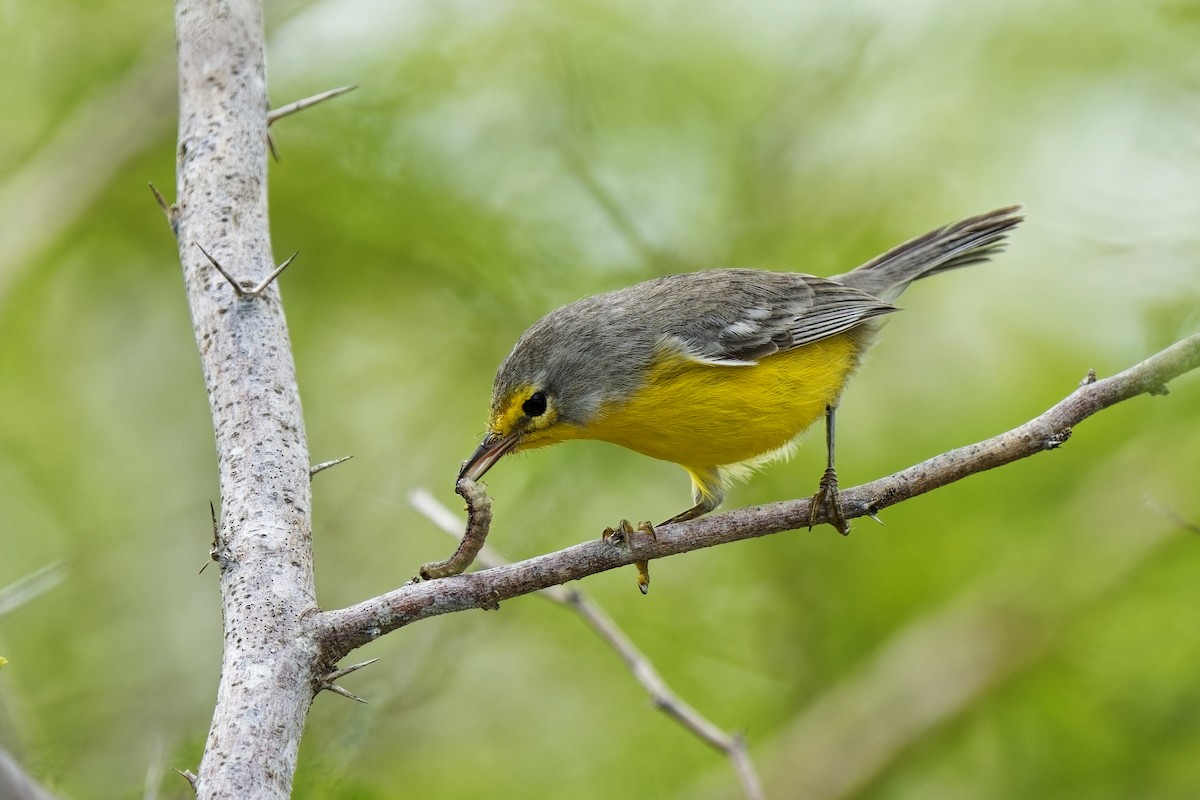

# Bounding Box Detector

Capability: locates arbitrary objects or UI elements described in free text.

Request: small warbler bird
[460,206,1023,546]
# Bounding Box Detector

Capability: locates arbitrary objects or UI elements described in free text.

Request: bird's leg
[602,469,720,593]
[601,519,657,594]
[660,501,710,526]
[661,467,723,526]
[808,404,851,535]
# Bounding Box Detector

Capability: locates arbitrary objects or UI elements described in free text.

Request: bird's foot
[808,467,850,536]
[602,519,657,594]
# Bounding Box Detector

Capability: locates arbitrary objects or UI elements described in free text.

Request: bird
[459,206,1023,587]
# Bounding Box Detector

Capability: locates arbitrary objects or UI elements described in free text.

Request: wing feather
[658,271,897,365]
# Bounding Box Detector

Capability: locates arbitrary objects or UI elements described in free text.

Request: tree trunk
[173,1,317,796]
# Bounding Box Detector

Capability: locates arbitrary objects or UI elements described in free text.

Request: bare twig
[0,749,62,800]
[267,84,358,125]
[559,146,682,272]
[0,562,67,617]
[0,42,174,305]
[317,333,1200,653]
[410,487,760,800]
[698,472,1183,800]
[1144,495,1200,535]
[143,737,166,800]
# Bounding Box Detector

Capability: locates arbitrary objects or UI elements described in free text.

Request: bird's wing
[658,271,898,366]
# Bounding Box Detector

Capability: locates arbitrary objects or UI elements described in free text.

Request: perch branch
[316,333,1200,656]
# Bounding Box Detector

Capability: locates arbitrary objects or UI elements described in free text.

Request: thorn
[1043,428,1072,449]
[176,768,198,792]
[267,130,282,162]
[267,83,359,125]
[200,500,219,574]
[195,243,247,298]
[319,658,379,704]
[866,511,885,525]
[323,657,380,683]
[148,182,173,220]
[325,683,368,704]
[311,454,354,478]
[247,251,299,297]
[246,250,297,297]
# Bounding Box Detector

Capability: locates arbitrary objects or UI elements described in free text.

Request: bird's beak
[458,431,519,481]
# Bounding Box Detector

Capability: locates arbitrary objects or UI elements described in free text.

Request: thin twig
[558,147,682,272]
[317,333,1200,649]
[143,737,166,800]
[0,749,63,800]
[0,41,174,305]
[408,488,766,800]
[692,510,1179,800]
[1143,495,1200,535]
[0,562,67,616]
[267,84,358,125]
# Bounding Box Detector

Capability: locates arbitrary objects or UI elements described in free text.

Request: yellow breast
[582,333,861,469]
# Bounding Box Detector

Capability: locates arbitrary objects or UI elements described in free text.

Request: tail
[834,206,1024,301]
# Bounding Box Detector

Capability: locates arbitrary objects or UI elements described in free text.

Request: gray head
[458,286,655,481]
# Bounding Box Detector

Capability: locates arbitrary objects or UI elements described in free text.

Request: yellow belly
[584,333,860,468]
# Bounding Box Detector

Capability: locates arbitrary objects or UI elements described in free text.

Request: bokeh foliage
[1,0,1199,797]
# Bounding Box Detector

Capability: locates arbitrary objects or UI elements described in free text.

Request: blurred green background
[2,0,1199,797]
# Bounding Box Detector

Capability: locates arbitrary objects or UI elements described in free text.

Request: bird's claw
[602,519,656,594]
[808,467,850,535]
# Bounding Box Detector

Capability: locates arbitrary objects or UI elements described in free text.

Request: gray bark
[172,1,317,796]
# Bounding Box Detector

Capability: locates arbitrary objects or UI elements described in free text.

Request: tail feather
[834,206,1024,301]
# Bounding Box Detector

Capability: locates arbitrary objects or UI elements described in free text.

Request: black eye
[522,391,547,417]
